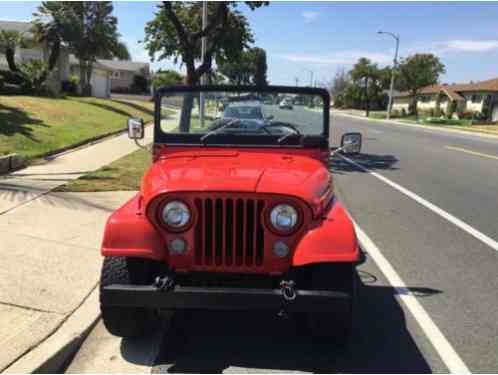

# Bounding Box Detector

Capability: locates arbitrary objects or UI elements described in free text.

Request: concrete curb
[332,111,498,140]
[0,153,25,174]
[4,285,100,374]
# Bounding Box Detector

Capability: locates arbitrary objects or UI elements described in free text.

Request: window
[471,94,482,103]
[111,71,121,79]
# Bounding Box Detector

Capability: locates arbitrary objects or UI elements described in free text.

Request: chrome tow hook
[280,280,297,301]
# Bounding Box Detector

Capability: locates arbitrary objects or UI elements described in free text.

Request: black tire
[306,263,356,346]
[100,256,156,338]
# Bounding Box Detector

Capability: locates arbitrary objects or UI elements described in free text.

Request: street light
[378,30,400,120]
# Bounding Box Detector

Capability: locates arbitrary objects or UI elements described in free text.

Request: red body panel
[293,200,359,266]
[101,146,358,273]
[101,194,166,261]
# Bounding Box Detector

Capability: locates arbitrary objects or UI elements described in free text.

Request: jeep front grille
[194,197,266,269]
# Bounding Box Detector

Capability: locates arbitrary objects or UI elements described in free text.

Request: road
[66,107,498,373]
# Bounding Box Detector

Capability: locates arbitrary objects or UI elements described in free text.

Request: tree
[0,30,27,72]
[32,2,66,73]
[397,53,446,117]
[350,57,382,117]
[152,69,184,90]
[218,47,268,86]
[144,1,267,131]
[329,67,350,100]
[53,2,130,96]
[251,47,268,86]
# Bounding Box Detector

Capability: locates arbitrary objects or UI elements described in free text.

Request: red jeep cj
[99,85,362,342]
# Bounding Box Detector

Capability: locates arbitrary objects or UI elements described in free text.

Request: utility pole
[295,77,299,87]
[303,68,314,88]
[378,30,400,120]
[200,2,208,127]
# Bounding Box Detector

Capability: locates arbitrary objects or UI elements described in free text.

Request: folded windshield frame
[154,85,330,148]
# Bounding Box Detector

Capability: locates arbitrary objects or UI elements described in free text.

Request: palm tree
[0,30,26,72]
[32,2,67,72]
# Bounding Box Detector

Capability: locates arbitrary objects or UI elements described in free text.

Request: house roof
[69,55,149,73]
[394,77,498,99]
[0,20,34,38]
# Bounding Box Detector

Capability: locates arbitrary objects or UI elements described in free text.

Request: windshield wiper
[260,122,302,144]
[200,119,240,143]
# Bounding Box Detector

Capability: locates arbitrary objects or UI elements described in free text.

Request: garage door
[91,71,109,98]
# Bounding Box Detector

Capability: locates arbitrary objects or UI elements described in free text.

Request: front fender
[292,200,359,266]
[101,193,166,261]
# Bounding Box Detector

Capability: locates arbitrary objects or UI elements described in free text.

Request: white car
[279,98,293,110]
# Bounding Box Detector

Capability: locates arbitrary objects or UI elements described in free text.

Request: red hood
[141,149,332,215]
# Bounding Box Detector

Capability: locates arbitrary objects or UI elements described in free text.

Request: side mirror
[128,118,144,140]
[340,132,362,154]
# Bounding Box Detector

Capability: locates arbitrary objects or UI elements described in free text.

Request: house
[392,77,498,121]
[100,60,150,93]
[1,20,149,98]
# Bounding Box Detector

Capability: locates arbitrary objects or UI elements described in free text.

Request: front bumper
[102,284,351,313]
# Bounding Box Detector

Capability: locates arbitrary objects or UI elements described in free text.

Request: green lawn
[56,147,150,192]
[0,96,155,160]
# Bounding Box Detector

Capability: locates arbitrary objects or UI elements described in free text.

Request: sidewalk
[0,125,152,215]
[0,125,152,371]
[332,109,498,139]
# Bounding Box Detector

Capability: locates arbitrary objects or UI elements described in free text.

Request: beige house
[392,77,498,121]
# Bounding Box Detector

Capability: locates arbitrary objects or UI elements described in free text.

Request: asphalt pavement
[66,107,498,373]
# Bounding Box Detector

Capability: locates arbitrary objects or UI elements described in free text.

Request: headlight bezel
[158,199,193,232]
[267,203,302,235]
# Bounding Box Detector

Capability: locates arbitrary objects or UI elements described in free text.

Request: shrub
[461,110,474,120]
[447,100,457,119]
[401,108,407,117]
[61,75,80,94]
[131,75,148,93]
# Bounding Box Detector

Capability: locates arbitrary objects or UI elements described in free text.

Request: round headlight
[270,204,298,233]
[161,201,191,230]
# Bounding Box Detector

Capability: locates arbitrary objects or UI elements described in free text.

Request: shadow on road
[119,271,440,374]
[329,153,399,175]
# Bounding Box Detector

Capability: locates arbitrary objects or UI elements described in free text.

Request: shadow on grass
[0,102,48,141]
[111,99,155,116]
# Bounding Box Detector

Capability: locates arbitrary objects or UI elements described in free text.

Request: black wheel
[100,256,157,338]
[306,263,356,346]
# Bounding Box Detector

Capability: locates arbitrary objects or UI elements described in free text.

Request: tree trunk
[365,77,370,117]
[6,47,18,72]
[411,92,418,119]
[85,62,93,97]
[178,65,198,133]
[47,40,60,72]
[79,62,86,96]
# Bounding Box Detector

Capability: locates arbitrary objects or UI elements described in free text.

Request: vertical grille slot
[194,195,267,270]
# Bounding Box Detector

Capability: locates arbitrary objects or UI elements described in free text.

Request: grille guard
[101,283,351,313]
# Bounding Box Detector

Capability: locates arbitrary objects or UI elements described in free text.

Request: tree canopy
[144,1,267,85]
[218,47,268,86]
[397,53,446,115]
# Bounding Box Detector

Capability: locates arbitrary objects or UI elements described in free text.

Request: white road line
[353,222,471,373]
[339,154,498,253]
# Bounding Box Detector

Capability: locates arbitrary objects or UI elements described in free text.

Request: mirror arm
[134,138,151,151]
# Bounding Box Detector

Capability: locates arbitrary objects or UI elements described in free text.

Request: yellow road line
[446,146,498,161]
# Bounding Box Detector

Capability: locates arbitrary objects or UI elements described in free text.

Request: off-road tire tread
[100,256,153,338]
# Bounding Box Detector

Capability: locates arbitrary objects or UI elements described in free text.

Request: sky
[3,1,498,86]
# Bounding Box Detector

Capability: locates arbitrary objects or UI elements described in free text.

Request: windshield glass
[158,87,328,146]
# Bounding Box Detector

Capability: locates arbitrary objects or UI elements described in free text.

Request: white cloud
[446,39,498,52]
[302,11,319,23]
[278,51,392,65]
[403,39,498,57]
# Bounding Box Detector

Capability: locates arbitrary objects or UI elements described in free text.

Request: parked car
[100,85,362,344]
[279,98,293,109]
